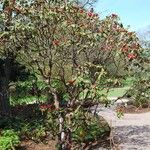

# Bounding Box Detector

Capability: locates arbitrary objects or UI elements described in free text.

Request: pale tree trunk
[52,90,67,150]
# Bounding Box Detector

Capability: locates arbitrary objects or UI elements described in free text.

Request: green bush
[72,112,110,143]
[126,48,150,107]
[126,78,150,107]
[0,130,20,150]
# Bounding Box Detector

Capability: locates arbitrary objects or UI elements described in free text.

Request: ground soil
[117,105,150,114]
[18,139,56,150]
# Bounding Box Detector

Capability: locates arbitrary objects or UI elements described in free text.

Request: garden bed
[18,139,56,150]
[0,104,111,150]
[116,104,150,114]
[19,138,111,150]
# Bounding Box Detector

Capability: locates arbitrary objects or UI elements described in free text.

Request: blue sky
[94,0,150,31]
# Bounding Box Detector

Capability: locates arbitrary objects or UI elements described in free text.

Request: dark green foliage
[72,113,110,143]
[0,104,58,143]
[126,77,150,107]
[126,49,150,107]
[0,58,30,82]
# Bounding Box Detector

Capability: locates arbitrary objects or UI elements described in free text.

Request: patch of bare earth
[18,139,56,150]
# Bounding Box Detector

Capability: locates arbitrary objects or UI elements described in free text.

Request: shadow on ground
[112,125,150,150]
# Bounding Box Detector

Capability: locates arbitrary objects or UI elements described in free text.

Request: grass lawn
[10,87,131,105]
[10,95,47,105]
[100,86,130,98]
[107,87,130,97]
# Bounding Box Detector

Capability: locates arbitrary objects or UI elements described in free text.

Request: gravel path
[97,107,150,150]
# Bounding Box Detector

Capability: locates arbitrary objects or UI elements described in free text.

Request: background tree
[126,29,150,107]
[0,0,30,115]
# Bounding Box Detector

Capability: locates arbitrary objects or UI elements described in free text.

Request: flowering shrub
[0,0,142,149]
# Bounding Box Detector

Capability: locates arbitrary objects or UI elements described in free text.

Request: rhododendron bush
[0,0,143,149]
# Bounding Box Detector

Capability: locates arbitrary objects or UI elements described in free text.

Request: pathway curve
[97,107,150,150]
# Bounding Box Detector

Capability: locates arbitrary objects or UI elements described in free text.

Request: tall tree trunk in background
[0,77,10,116]
[0,59,11,116]
[0,0,16,116]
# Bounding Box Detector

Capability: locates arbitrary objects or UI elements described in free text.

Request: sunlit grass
[10,95,47,106]
[107,87,130,97]
[10,86,130,105]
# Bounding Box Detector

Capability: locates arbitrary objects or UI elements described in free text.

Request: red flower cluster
[127,53,137,59]
[88,12,93,17]
[87,12,97,17]
[79,9,84,13]
[52,40,59,46]
[39,104,53,110]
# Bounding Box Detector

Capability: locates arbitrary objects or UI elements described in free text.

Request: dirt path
[98,107,150,150]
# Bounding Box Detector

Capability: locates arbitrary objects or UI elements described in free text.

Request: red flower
[39,104,45,109]
[127,53,137,59]
[39,104,52,110]
[79,9,84,13]
[87,12,93,17]
[53,40,59,46]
